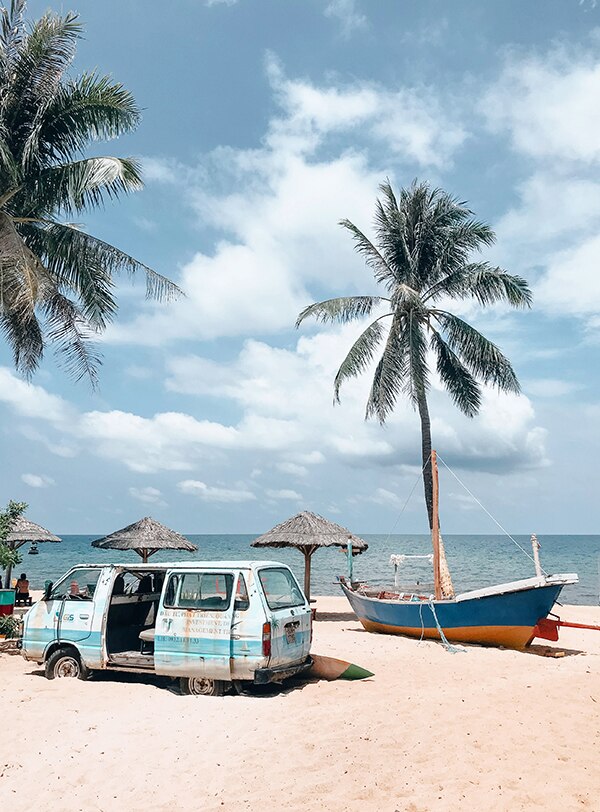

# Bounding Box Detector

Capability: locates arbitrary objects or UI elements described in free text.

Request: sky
[1,0,600,535]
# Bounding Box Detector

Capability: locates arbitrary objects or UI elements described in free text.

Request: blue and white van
[20,561,312,695]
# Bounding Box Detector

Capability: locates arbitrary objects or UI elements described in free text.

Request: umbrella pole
[302,547,313,603]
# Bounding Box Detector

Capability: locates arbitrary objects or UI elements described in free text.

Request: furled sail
[438,533,454,598]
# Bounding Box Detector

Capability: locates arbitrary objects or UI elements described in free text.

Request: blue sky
[1,0,600,534]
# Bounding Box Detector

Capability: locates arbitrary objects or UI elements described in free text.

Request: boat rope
[383,452,432,546]
[437,454,548,576]
[428,600,467,654]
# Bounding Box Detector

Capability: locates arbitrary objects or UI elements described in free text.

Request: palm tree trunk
[416,388,434,530]
[416,389,455,597]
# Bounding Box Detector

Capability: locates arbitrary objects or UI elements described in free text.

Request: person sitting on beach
[15,573,31,605]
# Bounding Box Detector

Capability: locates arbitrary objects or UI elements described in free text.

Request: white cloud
[166,325,548,475]
[106,58,465,347]
[492,172,600,327]
[177,479,256,503]
[368,488,404,509]
[0,368,70,423]
[536,234,600,316]
[21,473,55,488]
[77,410,238,473]
[276,462,308,477]
[525,379,581,398]
[324,0,367,37]
[129,486,166,506]
[483,46,600,162]
[265,488,303,501]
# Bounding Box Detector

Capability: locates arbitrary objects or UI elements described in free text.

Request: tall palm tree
[0,1,179,384]
[296,180,532,529]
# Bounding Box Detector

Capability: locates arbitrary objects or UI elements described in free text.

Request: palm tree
[296,180,532,529]
[0,1,179,384]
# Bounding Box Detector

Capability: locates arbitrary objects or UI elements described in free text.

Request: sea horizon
[16,532,600,606]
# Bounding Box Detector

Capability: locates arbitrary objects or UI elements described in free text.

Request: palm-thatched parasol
[251,511,368,601]
[4,516,61,587]
[91,516,196,563]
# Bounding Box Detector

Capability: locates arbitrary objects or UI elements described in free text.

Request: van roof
[64,560,289,571]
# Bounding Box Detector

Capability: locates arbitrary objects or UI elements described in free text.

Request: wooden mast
[431,449,442,600]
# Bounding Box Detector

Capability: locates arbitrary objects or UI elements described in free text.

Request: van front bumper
[253,656,313,685]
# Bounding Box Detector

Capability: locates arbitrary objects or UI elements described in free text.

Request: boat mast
[431,449,442,600]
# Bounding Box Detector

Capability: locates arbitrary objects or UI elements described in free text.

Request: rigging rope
[437,454,548,576]
[383,452,432,547]
[428,601,467,654]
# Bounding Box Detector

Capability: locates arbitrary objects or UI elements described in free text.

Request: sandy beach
[0,597,598,811]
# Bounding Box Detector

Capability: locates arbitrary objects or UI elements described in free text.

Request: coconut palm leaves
[297,180,532,527]
[0,1,179,384]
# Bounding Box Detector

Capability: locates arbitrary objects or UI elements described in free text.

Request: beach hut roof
[7,516,61,543]
[91,517,196,555]
[251,511,368,553]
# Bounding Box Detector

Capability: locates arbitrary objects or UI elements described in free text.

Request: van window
[49,568,102,601]
[234,574,250,611]
[258,568,304,610]
[165,572,234,612]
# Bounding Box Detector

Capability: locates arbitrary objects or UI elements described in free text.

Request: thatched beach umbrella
[251,511,368,601]
[91,516,196,564]
[4,516,61,588]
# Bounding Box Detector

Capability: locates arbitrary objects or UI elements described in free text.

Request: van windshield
[258,568,305,610]
[49,568,102,601]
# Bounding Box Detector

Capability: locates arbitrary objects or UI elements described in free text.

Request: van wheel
[180,677,228,696]
[45,647,89,681]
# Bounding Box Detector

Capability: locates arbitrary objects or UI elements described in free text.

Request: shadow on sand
[314,611,358,623]
[26,665,318,697]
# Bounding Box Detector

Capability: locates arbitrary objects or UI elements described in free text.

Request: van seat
[139,628,155,643]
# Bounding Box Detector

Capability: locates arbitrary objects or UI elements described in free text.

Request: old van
[20,561,312,695]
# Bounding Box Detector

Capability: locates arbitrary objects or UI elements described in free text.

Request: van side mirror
[43,582,53,601]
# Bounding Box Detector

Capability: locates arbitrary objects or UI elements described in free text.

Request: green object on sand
[339,663,374,680]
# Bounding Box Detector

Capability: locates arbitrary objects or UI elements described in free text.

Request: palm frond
[430,329,481,416]
[41,287,101,386]
[425,263,532,309]
[296,295,389,328]
[0,0,26,81]
[434,311,520,393]
[19,156,143,216]
[4,11,81,156]
[365,316,411,423]
[16,220,117,328]
[0,304,44,376]
[339,218,397,289]
[22,72,140,167]
[24,220,180,304]
[333,317,388,403]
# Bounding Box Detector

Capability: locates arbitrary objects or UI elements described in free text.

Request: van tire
[180,677,228,697]
[45,647,89,681]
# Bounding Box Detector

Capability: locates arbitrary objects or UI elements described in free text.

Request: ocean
[15,533,600,605]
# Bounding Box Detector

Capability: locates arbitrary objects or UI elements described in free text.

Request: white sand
[1,597,599,811]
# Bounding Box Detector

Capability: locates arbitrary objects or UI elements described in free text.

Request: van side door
[154,569,237,680]
[257,566,311,668]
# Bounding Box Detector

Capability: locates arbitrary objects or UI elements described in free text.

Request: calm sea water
[15,534,600,605]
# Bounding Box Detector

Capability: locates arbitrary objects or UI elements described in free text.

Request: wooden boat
[340,451,578,649]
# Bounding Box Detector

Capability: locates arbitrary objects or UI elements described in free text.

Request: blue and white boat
[340,451,578,649]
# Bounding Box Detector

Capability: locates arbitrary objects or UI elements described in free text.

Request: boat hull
[341,581,568,649]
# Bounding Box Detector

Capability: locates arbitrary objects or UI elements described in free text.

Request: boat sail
[340,451,578,649]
